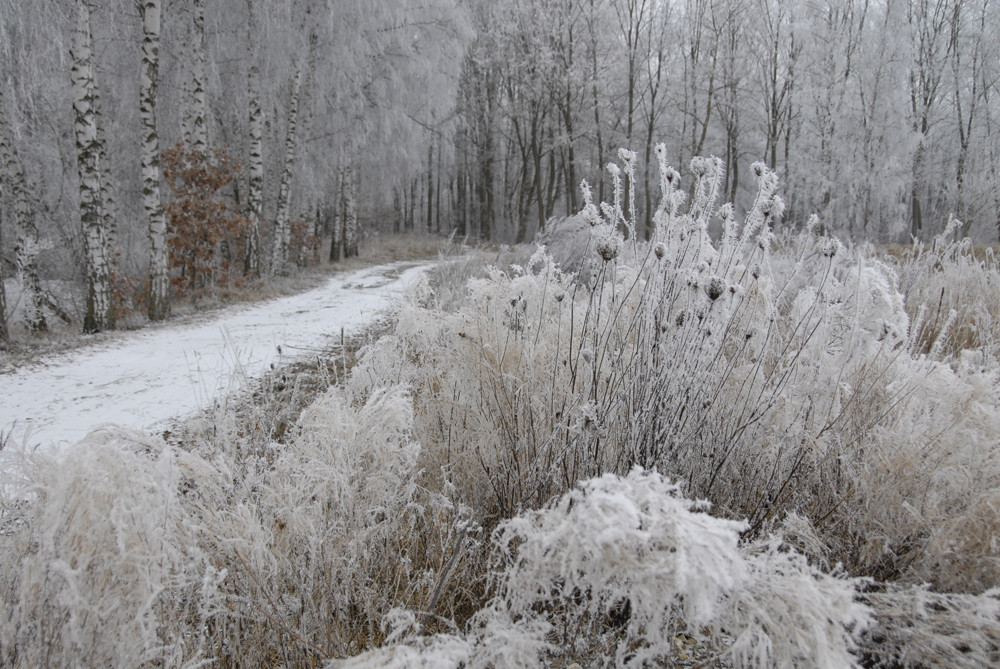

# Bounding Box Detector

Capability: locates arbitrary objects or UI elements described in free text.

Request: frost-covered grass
[3,152,1000,667]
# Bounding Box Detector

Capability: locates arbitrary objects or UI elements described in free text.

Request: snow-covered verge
[3,154,1000,668]
[0,261,432,450]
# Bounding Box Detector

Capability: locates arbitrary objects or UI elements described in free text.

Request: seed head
[596,235,621,262]
[707,277,725,301]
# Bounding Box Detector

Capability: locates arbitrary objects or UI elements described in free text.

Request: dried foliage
[162,143,248,303]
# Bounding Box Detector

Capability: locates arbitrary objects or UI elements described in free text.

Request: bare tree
[610,0,650,148]
[639,0,673,237]
[907,0,953,239]
[948,0,989,237]
[674,0,720,175]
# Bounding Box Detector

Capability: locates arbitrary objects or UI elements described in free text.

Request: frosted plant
[861,585,1000,668]
[718,537,872,668]
[340,470,871,667]
[0,428,222,667]
[494,467,748,664]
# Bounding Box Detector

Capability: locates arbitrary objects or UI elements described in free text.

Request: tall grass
[3,149,1000,666]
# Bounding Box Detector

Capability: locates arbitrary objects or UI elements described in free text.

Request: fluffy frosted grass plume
[0,428,222,667]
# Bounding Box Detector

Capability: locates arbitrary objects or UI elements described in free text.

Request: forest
[3,0,1000,667]
[1,0,998,339]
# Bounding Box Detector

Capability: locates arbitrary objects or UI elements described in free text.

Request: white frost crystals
[353,469,871,668]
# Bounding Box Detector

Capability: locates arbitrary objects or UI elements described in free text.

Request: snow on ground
[0,261,432,451]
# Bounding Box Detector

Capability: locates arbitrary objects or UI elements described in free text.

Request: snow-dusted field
[0,261,432,450]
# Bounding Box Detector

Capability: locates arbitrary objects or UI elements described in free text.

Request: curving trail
[0,261,431,450]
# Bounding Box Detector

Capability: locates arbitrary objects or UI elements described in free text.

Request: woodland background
[1,0,999,339]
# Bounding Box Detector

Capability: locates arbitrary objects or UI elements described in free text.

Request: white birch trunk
[0,205,9,347]
[71,0,114,333]
[185,0,209,155]
[270,67,302,276]
[245,0,263,279]
[0,92,47,332]
[140,0,169,321]
[94,92,119,271]
[329,166,343,263]
[344,164,358,258]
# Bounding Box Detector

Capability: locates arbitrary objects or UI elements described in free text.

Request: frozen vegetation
[4,151,1000,667]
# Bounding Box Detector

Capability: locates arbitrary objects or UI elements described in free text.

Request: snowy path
[0,261,431,450]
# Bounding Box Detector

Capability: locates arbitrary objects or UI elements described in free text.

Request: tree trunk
[0,205,8,348]
[393,187,402,234]
[0,91,47,333]
[186,0,209,156]
[343,164,358,258]
[435,139,443,233]
[140,0,169,322]
[531,116,545,241]
[409,177,417,231]
[271,67,302,276]
[329,166,343,262]
[426,140,434,232]
[245,0,264,278]
[72,0,114,334]
[910,137,925,239]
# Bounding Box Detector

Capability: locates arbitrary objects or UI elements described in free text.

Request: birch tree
[244,0,263,279]
[342,163,358,259]
[71,0,114,333]
[0,88,47,332]
[271,66,302,276]
[140,0,169,321]
[185,0,209,156]
[0,205,7,347]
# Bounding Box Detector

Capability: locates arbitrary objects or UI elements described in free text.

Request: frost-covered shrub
[894,224,1000,362]
[719,538,872,668]
[860,585,1000,668]
[352,469,871,668]
[494,467,748,665]
[185,385,476,663]
[352,146,1000,598]
[0,429,223,667]
[0,385,473,667]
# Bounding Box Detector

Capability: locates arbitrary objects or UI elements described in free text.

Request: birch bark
[244,0,263,279]
[0,205,7,347]
[140,0,169,321]
[271,67,302,276]
[188,0,209,156]
[71,0,114,333]
[0,92,47,332]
